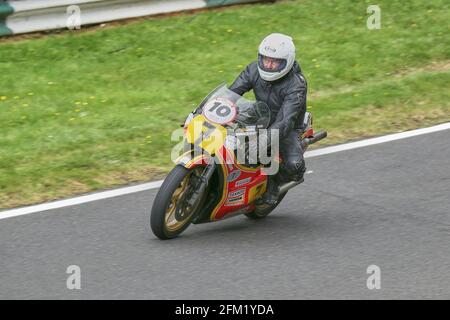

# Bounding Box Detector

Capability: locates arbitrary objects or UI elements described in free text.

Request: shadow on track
[146,209,349,245]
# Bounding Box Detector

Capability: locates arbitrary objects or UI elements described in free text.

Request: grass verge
[0,0,449,209]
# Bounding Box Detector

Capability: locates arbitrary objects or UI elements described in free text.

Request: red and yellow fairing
[208,147,267,221]
[175,115,268,221]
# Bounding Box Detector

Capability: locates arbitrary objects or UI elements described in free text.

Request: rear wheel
[151,165,206,239]
[245,191,288,219]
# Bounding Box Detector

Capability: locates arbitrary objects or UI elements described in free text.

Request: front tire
[150,165,206,239]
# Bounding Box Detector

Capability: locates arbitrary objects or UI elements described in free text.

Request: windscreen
[197,84,271,129]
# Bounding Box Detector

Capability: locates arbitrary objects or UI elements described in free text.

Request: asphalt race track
[1,129,449,299]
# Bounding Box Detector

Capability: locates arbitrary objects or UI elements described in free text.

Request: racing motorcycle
[150,84,327,239]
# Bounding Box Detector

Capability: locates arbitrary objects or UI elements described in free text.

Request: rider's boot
[256,175,280,207]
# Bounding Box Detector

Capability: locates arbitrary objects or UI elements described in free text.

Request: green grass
[0,0,449,208]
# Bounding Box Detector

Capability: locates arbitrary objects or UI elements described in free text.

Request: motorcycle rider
[229,33,307,206]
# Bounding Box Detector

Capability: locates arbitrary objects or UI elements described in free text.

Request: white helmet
[257,33,296,82]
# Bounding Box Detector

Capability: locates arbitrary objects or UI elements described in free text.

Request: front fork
[185,159,216,208]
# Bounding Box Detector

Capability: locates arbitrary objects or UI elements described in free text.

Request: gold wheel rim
[164,168,203,232]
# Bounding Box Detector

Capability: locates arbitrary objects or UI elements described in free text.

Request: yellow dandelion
[28,92,34,96]
[75,109,80,112]
[219,70,224,73]
[82,102,88,106]
[315,64,320,68]
[227,29,233,33]
[0,96,6,100]
[89,96,95,100]
[75,101,81,105]
[22,103,29,107]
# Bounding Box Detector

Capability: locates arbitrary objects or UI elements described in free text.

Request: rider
[229,33,307,206]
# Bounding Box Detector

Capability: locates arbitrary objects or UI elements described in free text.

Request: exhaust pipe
[302,130,327,148]
[278,179,304,196]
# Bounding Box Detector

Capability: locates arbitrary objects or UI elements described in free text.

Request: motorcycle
[150,84,327,239]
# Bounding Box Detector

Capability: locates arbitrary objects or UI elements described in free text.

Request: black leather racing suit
[230,61,307,198]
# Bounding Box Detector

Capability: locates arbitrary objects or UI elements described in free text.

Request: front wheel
[150,165,206,239]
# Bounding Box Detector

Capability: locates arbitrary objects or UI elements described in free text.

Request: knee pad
[282,159,305,181]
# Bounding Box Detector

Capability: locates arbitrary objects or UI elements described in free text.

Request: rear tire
[245,191,288,220]
[150,165,206,239]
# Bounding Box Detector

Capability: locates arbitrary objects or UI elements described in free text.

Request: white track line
[1,122,449,220]
[0,180,163,220]
[305,122,450,158]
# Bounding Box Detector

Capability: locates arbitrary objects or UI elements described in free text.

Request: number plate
[202,97,237,125]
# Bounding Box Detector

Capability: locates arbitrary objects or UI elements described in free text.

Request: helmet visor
[258,54,287,73]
